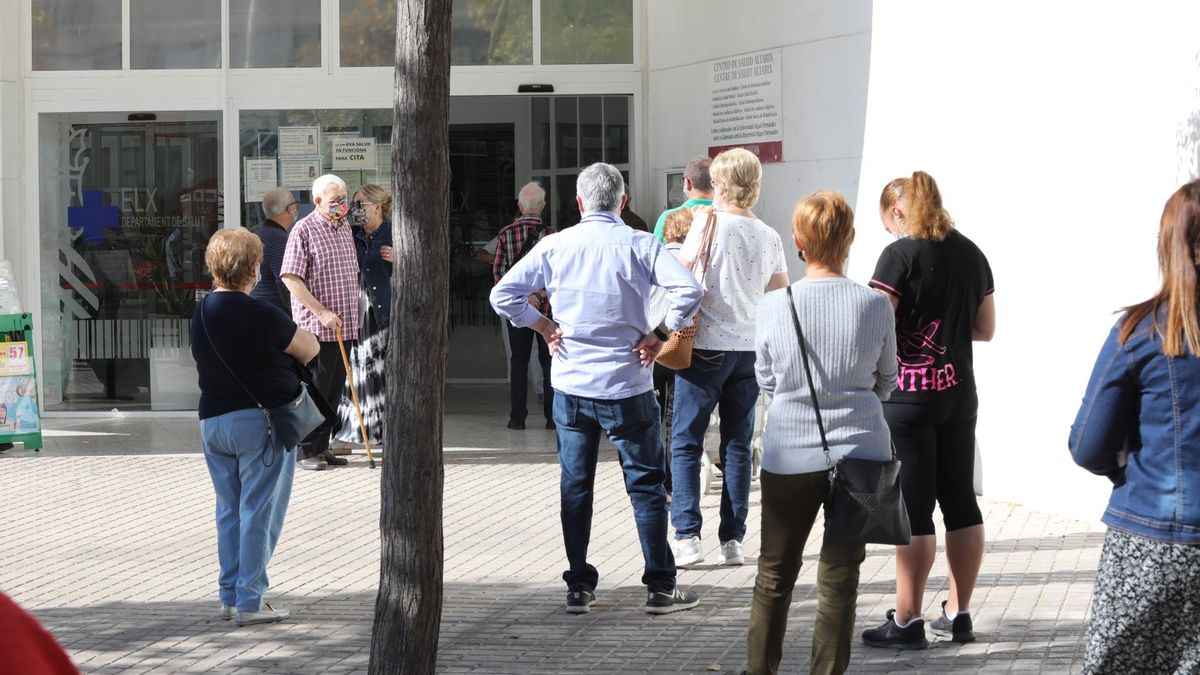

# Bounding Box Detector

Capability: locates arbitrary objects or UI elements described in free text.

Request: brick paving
[1,414,1103,674]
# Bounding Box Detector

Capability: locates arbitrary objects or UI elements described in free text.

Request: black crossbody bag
[786,286,912,546]
[199,295,330,452]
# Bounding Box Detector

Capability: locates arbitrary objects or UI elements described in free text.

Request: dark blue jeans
[553,389,675,594]
[670,349,759,543]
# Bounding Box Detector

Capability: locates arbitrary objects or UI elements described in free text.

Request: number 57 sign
[0,341,31,376]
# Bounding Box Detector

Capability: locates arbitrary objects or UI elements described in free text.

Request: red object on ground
[0,591,79,674]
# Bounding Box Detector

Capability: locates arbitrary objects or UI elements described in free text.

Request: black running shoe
[929,600,976,643]
[861,609,929,650]
[645,588,700,615]
[565,590,596,614]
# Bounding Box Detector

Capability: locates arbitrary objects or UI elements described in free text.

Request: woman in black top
[861,171,997,649]
[192,228,319,626]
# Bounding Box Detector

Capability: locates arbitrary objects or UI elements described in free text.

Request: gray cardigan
[754,278,898,475]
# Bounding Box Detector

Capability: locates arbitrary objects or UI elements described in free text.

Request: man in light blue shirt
[490,163,704,616]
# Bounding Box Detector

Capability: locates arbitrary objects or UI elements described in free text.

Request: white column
[0,0,20,264]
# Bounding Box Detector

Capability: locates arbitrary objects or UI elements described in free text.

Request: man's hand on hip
[633,333,664,367]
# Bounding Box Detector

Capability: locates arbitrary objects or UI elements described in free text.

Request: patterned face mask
[349,202,368,227]
[325,197,350,220]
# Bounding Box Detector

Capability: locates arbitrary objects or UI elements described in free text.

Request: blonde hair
[206,228,263,289]
[710,148,762,209]
[792,191,855,268]
[879,170,955,241]
[663,208,694,244]
[1119,180,1200,356]
[355,183,393,215]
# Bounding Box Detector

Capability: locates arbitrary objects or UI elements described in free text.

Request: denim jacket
[1069,311,1200,544]
[353,221,393,327]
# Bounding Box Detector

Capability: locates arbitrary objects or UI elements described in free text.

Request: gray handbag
[199,295,326,450]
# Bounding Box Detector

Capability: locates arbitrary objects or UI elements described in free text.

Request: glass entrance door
[38,112,222,411]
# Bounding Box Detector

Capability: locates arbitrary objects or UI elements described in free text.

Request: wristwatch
[653,326,671,342]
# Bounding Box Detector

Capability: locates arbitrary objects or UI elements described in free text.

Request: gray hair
[517,181,546,214]
[311,174,347,200]
[261,187,294,218]
[575,163,625,213]
[684,156,712,192]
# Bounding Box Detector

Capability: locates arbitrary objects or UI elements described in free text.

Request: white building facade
[4,0,1200,520]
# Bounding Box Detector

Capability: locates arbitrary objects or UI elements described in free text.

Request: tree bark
[370,0,451,672]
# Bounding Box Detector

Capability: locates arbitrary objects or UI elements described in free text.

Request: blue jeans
[553,390,675,594]
[200,408,296,612]
[670,349,758,543]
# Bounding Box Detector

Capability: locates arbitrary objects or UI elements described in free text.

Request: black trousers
[299,340,355,460]
[507,323,552,423]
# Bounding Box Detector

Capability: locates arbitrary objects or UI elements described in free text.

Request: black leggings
[884,391,982,536]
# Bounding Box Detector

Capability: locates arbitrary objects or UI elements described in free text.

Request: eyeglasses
[352,200,375,209]
[286,201,298,210]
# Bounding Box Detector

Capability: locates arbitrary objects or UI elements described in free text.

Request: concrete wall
[0,0,19,266]
[648,0,1200,521]
[646,0,873,281]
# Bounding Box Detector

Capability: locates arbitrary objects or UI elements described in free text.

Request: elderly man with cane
[491,163,705,615]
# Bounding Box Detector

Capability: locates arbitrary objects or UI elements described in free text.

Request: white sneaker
[721,540,745,566]
[236,603,290,626]
[672,536,705,567]
[219,604,234,620]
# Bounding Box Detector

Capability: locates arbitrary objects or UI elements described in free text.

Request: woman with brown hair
[862,171,996,649]
[1069,180,1200,674]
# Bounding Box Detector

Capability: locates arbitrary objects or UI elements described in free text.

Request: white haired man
[280,174,361,471]
[251,187,299,314]
[490,163,705,615]
[492,181,554,430]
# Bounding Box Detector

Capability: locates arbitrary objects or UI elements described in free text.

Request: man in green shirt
[653,156,714,242]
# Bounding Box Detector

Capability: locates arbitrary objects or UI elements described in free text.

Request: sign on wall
[280,156,322,189]
[332,138,377,171]
[243,158,278,202]
[707,48,784,163]
[279,126,321,156]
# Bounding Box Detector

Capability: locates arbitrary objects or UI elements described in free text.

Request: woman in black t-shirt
[191,229,319,627]
[860,172,997,650]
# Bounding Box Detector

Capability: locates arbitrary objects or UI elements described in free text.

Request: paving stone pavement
[1,415,1104,674]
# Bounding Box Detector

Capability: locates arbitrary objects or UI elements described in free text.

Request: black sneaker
[861,609,929,650]
[929,600,976,643]
[545,419,556,430]
[565,590,595,614]
[645,588,700,615]
[506,420,525,430]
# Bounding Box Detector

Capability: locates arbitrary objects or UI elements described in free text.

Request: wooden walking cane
[334,324,377,469]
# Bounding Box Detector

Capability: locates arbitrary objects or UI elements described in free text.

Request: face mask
[349,203,368,228]
[325,197,349,220]
[254,266,262,287]
[797,250,807,263]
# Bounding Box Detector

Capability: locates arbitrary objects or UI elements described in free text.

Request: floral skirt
[1082,527,1200,674]
[334,317,387,446]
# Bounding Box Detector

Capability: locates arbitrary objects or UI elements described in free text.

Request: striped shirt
[280,210,361,342]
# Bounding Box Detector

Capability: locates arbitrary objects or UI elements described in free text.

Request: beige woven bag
[655,209,718,370]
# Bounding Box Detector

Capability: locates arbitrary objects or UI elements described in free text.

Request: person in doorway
[670,148,790,568]
[251,187,299,314]
[747,191,896,675]
[332,183,393,450]
[654,156,714,243]
[490,163,705,615]
[621,185,649,232]
[192,228,319,626]
[493,181,555,430]
[280,174,362,471]
[1069,180,1200,674]
[862,171,996,649]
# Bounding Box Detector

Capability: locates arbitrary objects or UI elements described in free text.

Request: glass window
[555,174,580,229]
[579,97,603,166]
[540,0,633,65]
[452,0,533,65]
[130,1,221,69]
[229,0,321,68]
[531,98,551,171]
[555,98,578,168]
[604,97,629,164]
[32,0,122,71]
[340,0,396,67]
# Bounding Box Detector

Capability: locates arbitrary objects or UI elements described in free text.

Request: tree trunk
[370,0,451,672]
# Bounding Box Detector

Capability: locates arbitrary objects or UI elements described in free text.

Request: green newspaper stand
[0,313,42,451]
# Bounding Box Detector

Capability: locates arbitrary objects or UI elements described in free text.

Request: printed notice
[280,156,322,189]
[332,138,377,171]
[243,158,278,202]
[0,341,31,376]
[279,126,321,156]
[707,48,784,163]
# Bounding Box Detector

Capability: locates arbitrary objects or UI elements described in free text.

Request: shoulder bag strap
[689,209,719,283]
[199,294,267,413]
[786,285,833,469]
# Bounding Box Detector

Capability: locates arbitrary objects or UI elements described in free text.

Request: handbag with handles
[656,208,718,370]
[786,286,912,546]
[199,295,330,451]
